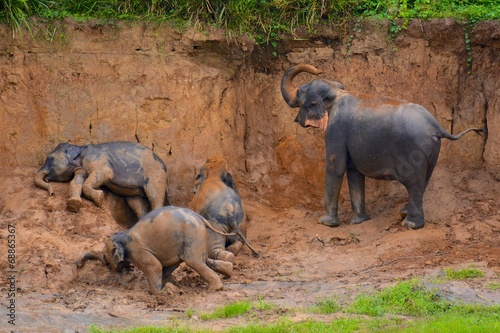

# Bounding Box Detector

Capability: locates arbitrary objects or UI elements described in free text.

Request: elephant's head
[77,233,127,271]
[280,64,344,131]
[34,143,84,195]
[194,156,239,195]
[102,234,127,271]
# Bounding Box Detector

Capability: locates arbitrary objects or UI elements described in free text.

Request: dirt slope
[0,164,498,332]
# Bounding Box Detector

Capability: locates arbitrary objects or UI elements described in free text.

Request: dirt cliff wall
[0,19,498,205]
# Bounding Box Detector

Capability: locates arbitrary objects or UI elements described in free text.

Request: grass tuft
[346,279,450,317]
[200,300,253,320]
[444,267,484,280]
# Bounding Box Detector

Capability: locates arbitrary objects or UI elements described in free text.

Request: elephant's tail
[203,218,236,237]
[229,220,259,258]
[440,127,486,141]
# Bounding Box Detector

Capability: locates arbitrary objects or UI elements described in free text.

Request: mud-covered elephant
[281,64,484,230]
[34,141,169,218]
[189,156,258,263]
[77,206,234,294]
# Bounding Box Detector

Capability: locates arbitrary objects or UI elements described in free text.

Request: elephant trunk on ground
[34,169,54,195]
[280,64,323,107]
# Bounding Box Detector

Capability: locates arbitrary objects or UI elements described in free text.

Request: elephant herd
[35,64,483,294]
[36,142,255,294]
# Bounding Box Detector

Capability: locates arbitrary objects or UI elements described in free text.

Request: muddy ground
[0,164,499,332]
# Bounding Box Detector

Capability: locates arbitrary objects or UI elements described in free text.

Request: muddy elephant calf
[77,206,233,294]
[35,141,169,218]
[189,156,258,263]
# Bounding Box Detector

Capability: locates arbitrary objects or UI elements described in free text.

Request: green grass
[2,1,500,41]
[200,300,253,320]
[307,297,341,314]
[444,267,484,280]
[89,276,500,333]
[489,283,500,290]
[88,324,207,333]
[346,279,450,317]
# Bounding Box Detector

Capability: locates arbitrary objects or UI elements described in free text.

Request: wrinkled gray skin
[34,141,169,219]
[281,64,484,230]
[189,157,259,263]
[77,206,233,294]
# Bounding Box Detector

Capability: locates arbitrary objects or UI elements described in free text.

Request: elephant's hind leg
[401,185,425,229]
[207,258,233,278]
[144,173,167,210]
[126,196,150,219]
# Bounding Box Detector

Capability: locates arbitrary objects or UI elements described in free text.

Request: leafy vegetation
[2,0,500,41]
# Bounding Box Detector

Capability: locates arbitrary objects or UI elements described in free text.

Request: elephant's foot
[226,241,243,256]
[216,250,235,264]
[93,190,105,207]
[67,197,83,213]
[208,279,224,291]
[351,213,371,225]
[319,215,340,227]
[207,258,233,278]
[401,217,424,230]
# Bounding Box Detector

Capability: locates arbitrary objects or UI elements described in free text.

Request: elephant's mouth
[305,113,329,131]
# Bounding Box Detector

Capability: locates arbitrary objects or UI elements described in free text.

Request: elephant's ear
[111,241,126,271]
[222,171,240,195]
[64,145,85,166]
[194,167,208,193]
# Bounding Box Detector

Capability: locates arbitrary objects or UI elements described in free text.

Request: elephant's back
[196,188,245,227]
[133,206,206,237]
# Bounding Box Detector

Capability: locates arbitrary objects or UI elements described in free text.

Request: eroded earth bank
[0,19,499,331]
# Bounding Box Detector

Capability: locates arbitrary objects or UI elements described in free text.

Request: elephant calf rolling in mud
[77,206,234,294]
[34,141,169,218]
[189,156,259,263]
[281,64,484,230]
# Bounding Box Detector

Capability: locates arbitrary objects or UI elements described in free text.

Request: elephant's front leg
[320,173,343,227]
[67,169,87,213]
[346,168,371,224]
[82,168,113,208]
[132,251,164,294]
[320,146,347,227]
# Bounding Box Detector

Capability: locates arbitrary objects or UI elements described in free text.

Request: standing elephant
[34,141,169,218]
[280,64,484,229]
[77,206,234,294]
[189,156,258,263]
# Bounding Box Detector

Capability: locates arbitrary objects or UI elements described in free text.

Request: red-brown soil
[0,164,498,332]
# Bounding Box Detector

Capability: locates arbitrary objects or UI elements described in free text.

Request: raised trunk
[34,169,54,195]
[280,64,323,107]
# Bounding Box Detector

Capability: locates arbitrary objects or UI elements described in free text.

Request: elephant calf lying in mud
[77,206,234,294]
[35,141,169,218]
[189,156,259,263]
